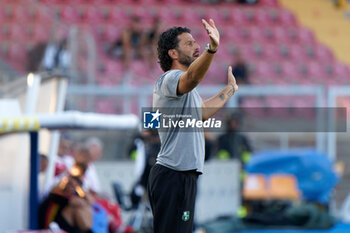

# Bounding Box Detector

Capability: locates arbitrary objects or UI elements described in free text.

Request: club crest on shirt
[182,211,190,221]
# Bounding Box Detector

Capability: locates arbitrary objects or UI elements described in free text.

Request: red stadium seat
[81,6,104,23]
[203,63,227,85]
[313,44,334,62]
[59,6,81,23]
[230,8,247,26]
[157,7,179,25]
[95,98,117,114]
[181,8,201,24]
[7,43,26,62]
[223,26,246,44]
[103,24,122,42]
[277,9,297,26]
[31,24,50,42]
[132,6,155,25]
[259,0,279,7]
[254,8,273,26]
[128,60,152,86]
[252,61,276,83]
[236,43,256,60]
[332,61,350,80]
[35,6,54,23]
[12,5,33,22]
[260,43,281,60]
[296,27,316,44]
[285,44,308,61]
[202,7,224,24]
[269,26,291,43]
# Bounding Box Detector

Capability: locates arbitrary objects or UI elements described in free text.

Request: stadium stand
[0,0,349,110]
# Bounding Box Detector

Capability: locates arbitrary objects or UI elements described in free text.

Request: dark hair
[157,27,191,72]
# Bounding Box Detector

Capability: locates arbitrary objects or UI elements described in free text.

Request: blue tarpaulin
[246,149,338,204]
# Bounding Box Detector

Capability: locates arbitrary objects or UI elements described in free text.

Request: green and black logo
[182,211,190,221]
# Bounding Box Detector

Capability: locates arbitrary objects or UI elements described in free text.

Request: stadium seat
[103,24,122,43]
[313,43,335,62]
[157,6,179,24]
[277,9,297,26]
[268,174,300,200]
[59,6,80,23]
[95,98,117,114]
[230,8,247,26]
[31,24,50,42]
[270,26,291,43]
[81,6,104,23]
[284,44,308,61]
[103,58,126,84]
[202,7,224,24]
[181,8,201,24]
[259,0,279,7]
[34,6,54,23]
[237,43,256,60]
[243,174,269,200]
[305,61,326,82]
[105,7,128,25]
[296,27,316,44]
[128,60,151,86]
[12,5,33,22]
[332,61,350,80]
[208,63,228,84]
[9,24,27,40]
[7,43,26,62]
[260,43,281,60]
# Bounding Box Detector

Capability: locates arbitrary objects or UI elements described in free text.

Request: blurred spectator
[39,163,94,233]
[41,38,71,71]
[237,0,259,4]
[217,114,252,162]
[232,52,250,85]
[335,0,347,9]
[26,42,47,72]
[204,131,215,161]
[144,17,162,70]
[84,137,104,194]
[39,154,49,195]
[129,129,160,209]
[55,137,75,177]
[108,16,148,69]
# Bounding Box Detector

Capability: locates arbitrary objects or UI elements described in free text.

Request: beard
[177,50,196,67]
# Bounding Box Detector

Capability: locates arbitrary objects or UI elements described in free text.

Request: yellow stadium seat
[268,174,300,200]
[243,174,269,200]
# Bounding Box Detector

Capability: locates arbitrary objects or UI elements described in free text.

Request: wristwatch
[205,43,217,54]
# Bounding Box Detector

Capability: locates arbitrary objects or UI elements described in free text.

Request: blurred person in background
[39,154,49,196]
[237,0,259,4]
[108,15,148,70]
[217,113,252,162]
[40,38,71,72]
[148,18,238,233]
[144,16,162,71]
[39,163,94,233]
[129,129,160,209]
[27,42,46,72]
[84,137,104,194]
[204,131,215,161]
[232,52,250,85]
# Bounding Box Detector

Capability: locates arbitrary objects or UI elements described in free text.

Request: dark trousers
[147,164,199,233]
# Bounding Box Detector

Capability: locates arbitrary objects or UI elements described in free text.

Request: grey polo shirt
[153,69,205,173]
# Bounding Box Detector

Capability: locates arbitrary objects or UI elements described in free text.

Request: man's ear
[168,49,178,60]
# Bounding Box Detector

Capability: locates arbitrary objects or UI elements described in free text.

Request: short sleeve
[160,70,183,98]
